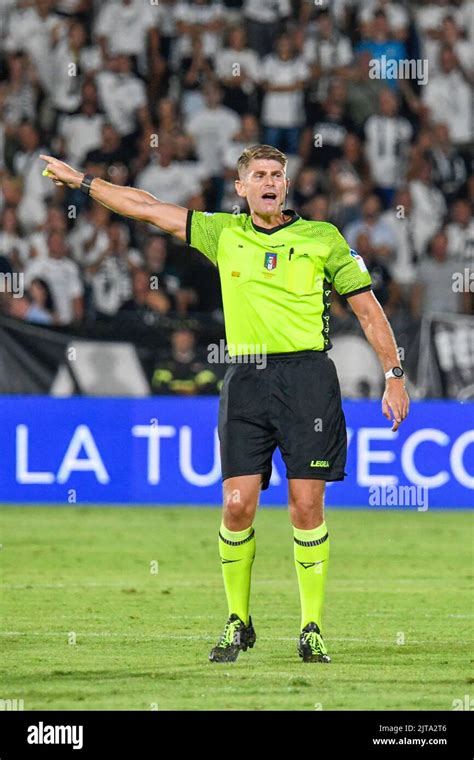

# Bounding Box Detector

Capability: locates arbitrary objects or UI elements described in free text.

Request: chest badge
[264,252,278,271]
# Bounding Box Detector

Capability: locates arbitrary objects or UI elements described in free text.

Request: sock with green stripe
[219,522,255,626]
[293,522,330,630]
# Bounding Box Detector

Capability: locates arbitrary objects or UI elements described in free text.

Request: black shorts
[218,350,347,490]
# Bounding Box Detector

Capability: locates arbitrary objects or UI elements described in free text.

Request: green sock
[293,522,330,630]
[219,522,255,626]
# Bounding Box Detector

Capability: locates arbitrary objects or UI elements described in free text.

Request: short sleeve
[325,227,372,298]
[186,211,234,265]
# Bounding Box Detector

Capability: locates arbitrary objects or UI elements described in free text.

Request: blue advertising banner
[0,397,472,508]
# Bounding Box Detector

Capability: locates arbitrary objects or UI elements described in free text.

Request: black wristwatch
[79,174,95,195]
[385,367,404,380]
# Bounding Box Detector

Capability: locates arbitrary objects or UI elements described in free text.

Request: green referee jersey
[186,209,372,356]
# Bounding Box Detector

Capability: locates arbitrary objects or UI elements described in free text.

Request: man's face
[380,89,398,117]
[440,48,456,72]
[241,115,258,141]
[146,238,166,270]
[431,234,448,261]
[48,232,66,259]
[19,125,38,152]
[453,201,470,226]
[363,196,380,220]
[172,330,195,353]
[205,87,221,109]
[235,159,289,217]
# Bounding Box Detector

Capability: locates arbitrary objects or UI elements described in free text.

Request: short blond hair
[237,144,288,178]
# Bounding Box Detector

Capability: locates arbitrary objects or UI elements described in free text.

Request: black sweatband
[80,174,95,195]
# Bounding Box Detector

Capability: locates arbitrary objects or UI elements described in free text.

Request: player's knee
[223,489,256,525]
[289,497,324,527]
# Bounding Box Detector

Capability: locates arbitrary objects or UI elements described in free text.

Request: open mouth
[261,192,277,201]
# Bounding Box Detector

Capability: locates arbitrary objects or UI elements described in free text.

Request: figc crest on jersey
[264,252,278,270]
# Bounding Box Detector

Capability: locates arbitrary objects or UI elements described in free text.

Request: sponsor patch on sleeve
[349,248,368,272]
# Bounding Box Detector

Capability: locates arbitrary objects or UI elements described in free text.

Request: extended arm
[40,155,188,241]
[347,290,410,431]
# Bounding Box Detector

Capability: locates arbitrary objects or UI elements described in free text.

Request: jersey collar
[251,209,300,235]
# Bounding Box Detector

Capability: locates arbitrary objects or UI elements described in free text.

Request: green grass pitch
[1,506,472,711]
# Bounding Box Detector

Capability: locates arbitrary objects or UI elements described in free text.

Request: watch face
[393,367,404,378]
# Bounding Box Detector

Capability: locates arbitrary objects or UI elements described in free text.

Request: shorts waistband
[265,349,329,361]
[229,349,328,363]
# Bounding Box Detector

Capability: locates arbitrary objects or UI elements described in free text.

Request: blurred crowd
[0,0,472,346]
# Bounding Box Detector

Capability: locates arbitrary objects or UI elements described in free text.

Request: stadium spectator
[17,277,56,325]
[429,122,468,203]
[411,230,466,318]
[51,21,101,114]
[2,53,37,128]
[303,194,330,222]
[152,327,220,395]
[0,175,23,217]
[119,267,170,317]
[408,158,448,256]
[84,123,128,171]
[291,166,325,213]
[24,229,84,325]
[94,0,159,74]
[153,0,179,61]
[68,204,111,267]
[136,140,203,209]
[358,0,409,42]
[299,0,354,31]
[144,236,184,311]
[153,99,183,144]
[345,51,386,129]
[243,0,291,57]
[355,9,407,90]
[12,121,53,232]
[95,54,149,139]
[83,221,142,318]
[328,132,370,228]
[221,113,260,212]
[301,80,354,169]
[381,187,419,290]
[57,81,105,166]
[303,9,353,103]
[174,0,225,65]
[353,231,399,316]
[28,205,68,262]
[0,206,30,269]
[364,88,413,208]
[446,199,474,265]
[4,0,66,98]
[423,46,473,146]
[173,133,209,194]
[185,83,241,198]
[439,15,474,76]
[415,0,469,74]
[344,194,396,259]
[215,26,259,115]
[261,34,308,155]
[180,33,215,118]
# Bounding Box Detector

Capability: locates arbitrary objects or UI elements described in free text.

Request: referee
[41,145,409,663]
